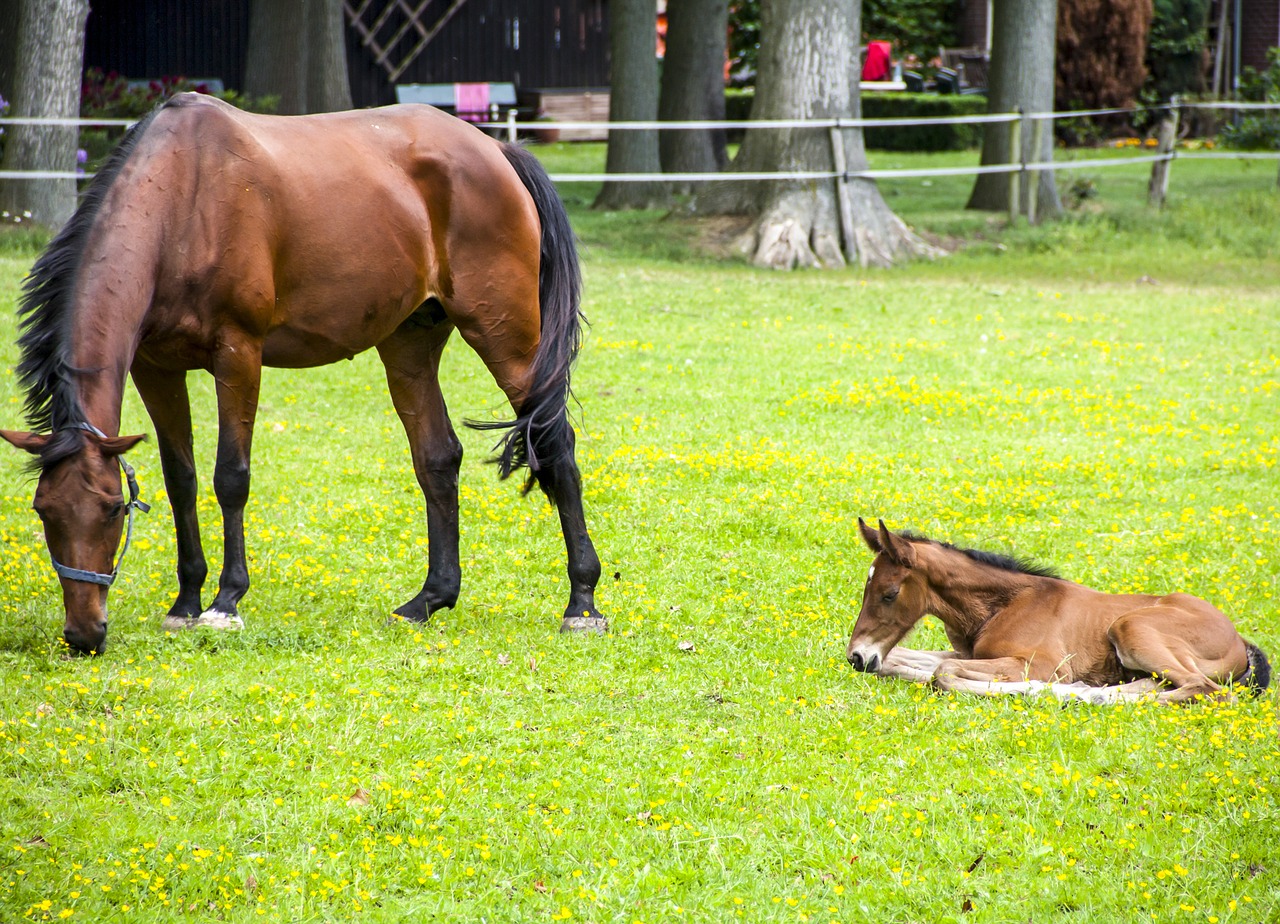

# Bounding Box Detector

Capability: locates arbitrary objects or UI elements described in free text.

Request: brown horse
[846,519,1270,704]
[2,93,604,654]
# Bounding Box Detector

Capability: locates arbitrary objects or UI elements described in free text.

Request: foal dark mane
[14,106,162,469]
[903,531,1061,580]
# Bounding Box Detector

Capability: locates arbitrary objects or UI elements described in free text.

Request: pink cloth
[862,41,892,82]
[454,83,490,121]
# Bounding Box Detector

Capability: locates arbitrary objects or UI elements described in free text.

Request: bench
[395,82,518,122]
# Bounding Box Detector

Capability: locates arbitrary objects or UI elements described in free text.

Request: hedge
[723,89,987,151]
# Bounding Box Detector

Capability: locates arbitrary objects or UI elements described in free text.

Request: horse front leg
[130,361,209,625]
[377,324,462,622]
[874,648,960,683]
[199,340,264,630]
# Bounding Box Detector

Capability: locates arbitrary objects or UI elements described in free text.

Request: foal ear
[877,519,917,567]
[0,430,50,455]
[858,517,883,554]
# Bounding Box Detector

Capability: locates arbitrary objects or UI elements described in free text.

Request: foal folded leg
[376,321,463,622]
[876,649,959,683]
[1109,605,1248,704]
[931,655,1062,697]
[131,361,209,626]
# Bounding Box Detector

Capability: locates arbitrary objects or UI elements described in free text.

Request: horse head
[2,427,147,654]
[846,518,928,673]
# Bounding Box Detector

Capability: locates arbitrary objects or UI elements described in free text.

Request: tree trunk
[594,0,669,209]
[696,0,937,268]
[658,0,729,187]
[246,0,351,115]
[967,0,1063,220]
[306,0,354,113]
[0,0,89,232]
[0,0,20,104]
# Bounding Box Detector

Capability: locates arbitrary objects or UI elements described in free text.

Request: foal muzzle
[848,650,881,673]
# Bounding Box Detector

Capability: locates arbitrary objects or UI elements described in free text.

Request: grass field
[0,150,1278,923]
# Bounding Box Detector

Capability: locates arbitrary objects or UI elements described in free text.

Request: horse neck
[66,263,154,435]
[917,545,1041,641]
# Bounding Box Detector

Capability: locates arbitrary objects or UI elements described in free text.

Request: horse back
[101,93,537,370]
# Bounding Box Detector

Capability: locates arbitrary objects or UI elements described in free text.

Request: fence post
[507,108,518,144]
[1027,114,1046,225]
[1007,108,1022,224]
[1147,97,1180,208]
[828,126,856,261]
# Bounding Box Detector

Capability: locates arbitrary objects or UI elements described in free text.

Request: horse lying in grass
[2,92,604,654]
[845,519,1270,704]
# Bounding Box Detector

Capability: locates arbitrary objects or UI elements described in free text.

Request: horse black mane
[902,531,1061,580]
[14,105,163,469]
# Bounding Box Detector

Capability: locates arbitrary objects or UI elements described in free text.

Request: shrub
[861,93,987,150]
[1218,48,1280,150]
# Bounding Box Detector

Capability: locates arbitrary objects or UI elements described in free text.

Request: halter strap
[48,422,151,587]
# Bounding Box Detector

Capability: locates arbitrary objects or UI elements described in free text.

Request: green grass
[0,153,1278,923]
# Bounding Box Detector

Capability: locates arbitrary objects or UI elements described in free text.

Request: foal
[846,519,1270,704]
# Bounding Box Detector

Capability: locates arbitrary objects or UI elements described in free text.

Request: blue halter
[48,422,151,587]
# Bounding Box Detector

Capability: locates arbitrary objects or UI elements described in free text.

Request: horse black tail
[1240,641,1272,696]
[467,143,584,497]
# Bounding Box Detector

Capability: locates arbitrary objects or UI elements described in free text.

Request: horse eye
[106,502,126,520]
[881,588,900,604]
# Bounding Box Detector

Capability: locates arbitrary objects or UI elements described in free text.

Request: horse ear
[96,433,147,456]
[0,430,50,455]
[877,519,917,567]
[858,517,883,554]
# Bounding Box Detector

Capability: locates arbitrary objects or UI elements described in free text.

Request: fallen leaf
[347,787,370,807]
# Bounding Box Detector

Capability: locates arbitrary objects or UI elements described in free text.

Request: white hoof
[194,610,245,631]
[160,614,197,632]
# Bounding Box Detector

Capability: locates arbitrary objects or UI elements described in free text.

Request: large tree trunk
[967,0,1063,220]
[245,0,351,115]
[658,0,729,187]
[305,0,354,112]
[0,0,88,232]
[697,0,937,269]
[594,0,669,209]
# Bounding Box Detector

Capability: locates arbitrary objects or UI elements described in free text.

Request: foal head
[3,428,146,654]
[846,518,929,673]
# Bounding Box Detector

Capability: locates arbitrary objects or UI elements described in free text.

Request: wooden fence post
[1027,114,1046,225]
[828,126,856,260]
[1007,108,1022,224]
[1147,97,1180,208]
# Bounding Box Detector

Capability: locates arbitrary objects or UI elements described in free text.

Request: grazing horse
[2,93,604,654]
[846,519,1270,704]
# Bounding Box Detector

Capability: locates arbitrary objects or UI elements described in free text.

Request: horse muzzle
[848,649,881,673]
[63,619,108,655]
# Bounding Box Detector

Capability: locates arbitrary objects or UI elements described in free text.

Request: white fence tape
[0,101,1276,185]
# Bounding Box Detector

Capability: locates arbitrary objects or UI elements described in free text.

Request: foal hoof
[560,615,608,635]
[160,614,198,633]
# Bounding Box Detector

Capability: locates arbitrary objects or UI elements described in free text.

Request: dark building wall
[1239,0,1280,72]
[84,0,610,109]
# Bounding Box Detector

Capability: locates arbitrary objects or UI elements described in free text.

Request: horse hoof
[160,614,198,632]
[560,615,608,635]
[193,610,245,631]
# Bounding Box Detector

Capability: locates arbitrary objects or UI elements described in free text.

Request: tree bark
[245,0,351,115]
[594,0,669,209]
[0,0,89,232]
[305,0,354,113]
[658,0,729,186]
[967,0,1063,220]
[696,0,937,268]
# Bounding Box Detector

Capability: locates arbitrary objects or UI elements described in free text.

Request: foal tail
[1239,641,1272,696]
[467,143,584,496]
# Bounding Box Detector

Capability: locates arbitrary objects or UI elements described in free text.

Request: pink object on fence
[454,83,490,122]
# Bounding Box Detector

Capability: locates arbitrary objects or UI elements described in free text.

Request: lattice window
[344,0,472,82]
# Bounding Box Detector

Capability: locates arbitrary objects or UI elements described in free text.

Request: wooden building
[83,0,610,110]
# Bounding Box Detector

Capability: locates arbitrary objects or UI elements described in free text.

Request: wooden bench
[394,82,518,122]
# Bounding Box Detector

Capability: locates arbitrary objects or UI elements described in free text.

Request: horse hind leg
[1108,608,1242,704]
[376,321,463,622]
[130,361,210,627]
[451,292,603,634]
